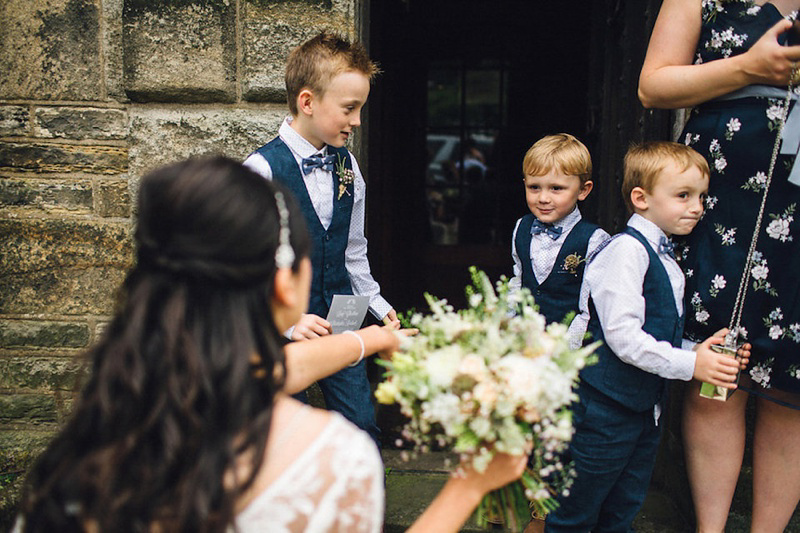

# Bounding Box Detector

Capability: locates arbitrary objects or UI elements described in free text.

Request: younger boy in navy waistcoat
[244,32,399,445]
[545,142,747,532]
[510,134,609,325]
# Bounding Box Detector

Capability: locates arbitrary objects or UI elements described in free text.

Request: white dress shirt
[509,207,610,290]
[568,214,696,382]
[244,118,391,319]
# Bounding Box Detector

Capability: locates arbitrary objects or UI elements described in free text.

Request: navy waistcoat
[515,215,600,325]
[256,138,353,316]
[579,226,684,413]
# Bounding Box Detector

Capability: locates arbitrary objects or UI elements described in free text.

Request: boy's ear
[578,180,593,201]
[630,186,648,211]
[297,88,314,117]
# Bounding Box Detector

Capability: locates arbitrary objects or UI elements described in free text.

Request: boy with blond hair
[244,32,397,445]
[546,142,747,532]
[510,133,609,325]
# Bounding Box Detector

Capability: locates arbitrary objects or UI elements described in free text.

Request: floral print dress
[680,0,800,401]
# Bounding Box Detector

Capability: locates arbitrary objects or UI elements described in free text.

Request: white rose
[494,354,546,403]
[458,354,488,380]
[424,345,464,388]
[767,105,784,122]
[751,264,769,280]
[473,381,499,410]
[766,219,790,241]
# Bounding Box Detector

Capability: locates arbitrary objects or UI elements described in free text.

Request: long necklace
[699,69,797,401]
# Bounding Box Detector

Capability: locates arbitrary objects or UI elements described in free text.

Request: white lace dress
[233,412,384,533]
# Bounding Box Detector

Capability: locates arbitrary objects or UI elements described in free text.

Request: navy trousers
[545,384,662,533]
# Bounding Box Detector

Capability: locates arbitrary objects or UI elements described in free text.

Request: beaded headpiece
[273,190,296,269]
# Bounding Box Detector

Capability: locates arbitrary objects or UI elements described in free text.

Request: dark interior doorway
[367,0,594,314]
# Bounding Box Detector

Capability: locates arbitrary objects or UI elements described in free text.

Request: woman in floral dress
[640,0,800,531]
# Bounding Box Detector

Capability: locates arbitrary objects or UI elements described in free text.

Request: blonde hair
[622,141,710,213]
[285,32,380,115]
[522,133,592,184]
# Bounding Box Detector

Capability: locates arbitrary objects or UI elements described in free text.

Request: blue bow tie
[659,236,676,258]
[301,153,336,175]
[531,219,563,240]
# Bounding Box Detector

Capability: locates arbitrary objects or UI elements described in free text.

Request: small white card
[326,295,370,334]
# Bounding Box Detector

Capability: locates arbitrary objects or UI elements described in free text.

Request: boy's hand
[291,313,332,340]
[692,329,743,388]
[382,309,401,330]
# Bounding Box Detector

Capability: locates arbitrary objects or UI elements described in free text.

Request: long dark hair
[20,156,310,532]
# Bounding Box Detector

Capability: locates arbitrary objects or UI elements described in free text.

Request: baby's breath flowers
[376,267,599,528]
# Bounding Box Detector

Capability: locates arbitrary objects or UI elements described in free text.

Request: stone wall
[0,0,361,454]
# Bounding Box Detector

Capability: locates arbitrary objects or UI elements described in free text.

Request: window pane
[427,68,461,128]
[465,69,501,128]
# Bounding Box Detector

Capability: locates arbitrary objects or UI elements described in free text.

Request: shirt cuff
[369,296,392,321]
[670,346,697,381]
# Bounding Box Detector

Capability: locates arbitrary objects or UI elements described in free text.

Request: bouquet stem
[476,480,534,532]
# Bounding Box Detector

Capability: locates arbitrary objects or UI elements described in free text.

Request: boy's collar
[628,213,668,246]
[280,117,328,158]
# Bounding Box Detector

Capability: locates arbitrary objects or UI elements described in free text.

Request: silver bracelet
[343,330,365,367]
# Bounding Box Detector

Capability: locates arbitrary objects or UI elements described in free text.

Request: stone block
[0,142,128,174]
[123,1,236,103]
[0,177,93,212]
[241,0,355,102]
[0,356,85,391]
[0,0,104,101]
[34,107,129,141]
[0,429,54,455]
[0,218,132,315]
[0,106,30,137]
[94,178,131,217]
[128,106,283,178]
[0,394,57,423]
[103,0,126,101]
[0,320,89,349]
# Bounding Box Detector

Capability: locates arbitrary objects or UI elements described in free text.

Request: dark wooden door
[366,0,670,314]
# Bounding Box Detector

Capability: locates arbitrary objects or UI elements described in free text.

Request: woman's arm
[282,325,405,393]
[639,0,800,109]
[406,453,528,533]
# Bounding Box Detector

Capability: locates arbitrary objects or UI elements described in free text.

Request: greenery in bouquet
[376,267,599,530]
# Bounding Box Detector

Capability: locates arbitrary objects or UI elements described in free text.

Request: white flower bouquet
[376,267,599,529]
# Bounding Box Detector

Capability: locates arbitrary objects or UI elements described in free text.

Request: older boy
[510,134,609,325]
[546,142,746,532]
[244,32,397,444]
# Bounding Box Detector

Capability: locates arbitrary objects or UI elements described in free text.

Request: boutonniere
[562,252,586,276]
[336,155,355,200]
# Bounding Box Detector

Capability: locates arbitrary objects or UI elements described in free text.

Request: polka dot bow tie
[301,154,336,175]
[531,219,563,240]
[659,236,676,259]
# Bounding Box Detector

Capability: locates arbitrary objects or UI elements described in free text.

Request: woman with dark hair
[15,156,526,533]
